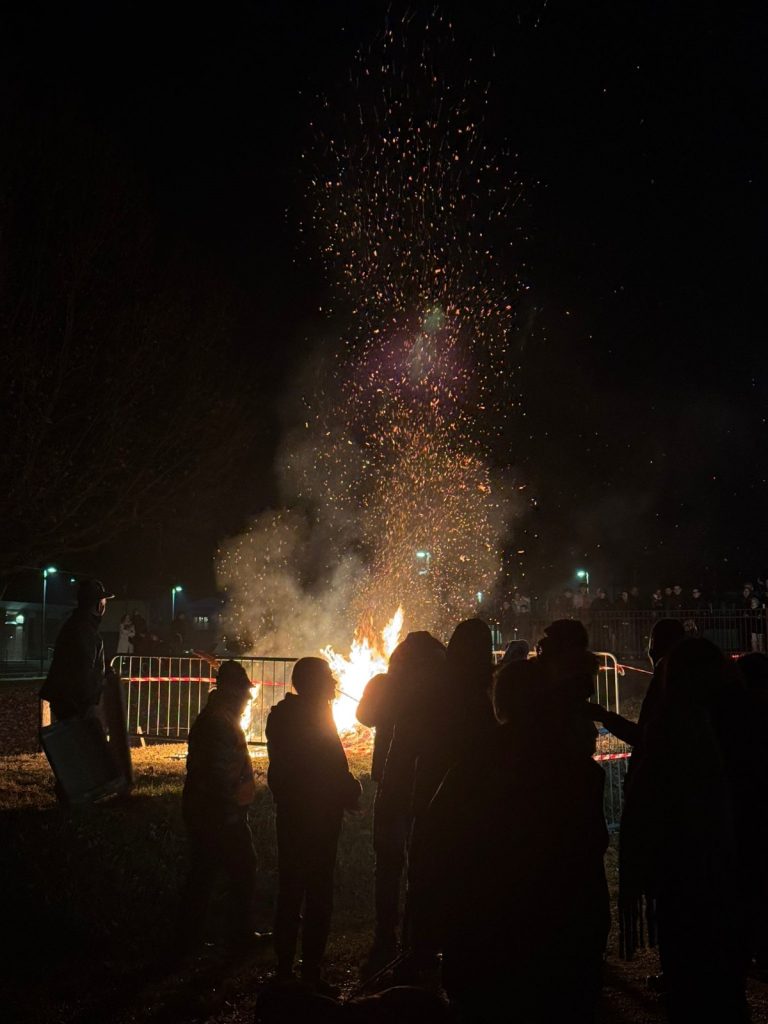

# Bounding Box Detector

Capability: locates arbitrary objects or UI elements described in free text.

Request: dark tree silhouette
[0,117,260,577]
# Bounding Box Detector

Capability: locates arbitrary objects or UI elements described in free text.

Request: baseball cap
[77,578,115,605]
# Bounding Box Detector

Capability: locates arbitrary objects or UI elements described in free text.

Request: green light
[15,613,24,625]
[173,585,183,593]
[576,569,587,579]
[415,551,429,559]
[45,566,58,575]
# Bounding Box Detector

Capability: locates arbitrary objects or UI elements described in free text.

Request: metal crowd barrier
[112,649,633,829]
[593,651,630,831]
[110,654,297,744]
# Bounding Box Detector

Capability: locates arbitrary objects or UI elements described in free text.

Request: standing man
[40,578,114,721]
[266,657,362,994]
[179,660,269,951]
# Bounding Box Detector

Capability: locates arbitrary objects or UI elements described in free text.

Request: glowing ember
[321,607,404,732]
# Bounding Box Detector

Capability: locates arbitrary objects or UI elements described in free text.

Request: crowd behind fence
[504,607,768,660]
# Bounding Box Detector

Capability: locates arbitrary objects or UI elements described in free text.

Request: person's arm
[587,704,641,746]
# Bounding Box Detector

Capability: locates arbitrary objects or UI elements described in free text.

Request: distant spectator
[514,590,532,615]
[572,584,591,614]
[748,596,765,653]
[131,611,149,654]
[651,588,664,612]
[668,584,685,611]
[615,590,631,611]
[589,588,611,612]
[170,612,188,654]
[117,613,135,654]
[663,586,674,609]
[742,586,755,610]
[691,587,706,612]
[554,587,574,617]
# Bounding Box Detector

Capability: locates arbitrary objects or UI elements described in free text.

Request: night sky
[4,0,764,602]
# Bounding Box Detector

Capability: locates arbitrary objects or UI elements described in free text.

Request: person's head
[538,618,589,658]
[596,587,607,599]
[744,581,754,593]
[630,586,640,597]
[652,588,662,600]
[215,660,253,711]
[619,590,629,602]
[692,587,702,599]
[447,618,493,676]
[738,652,768,692]
[648,618,685,666]
[664,586,672,596]
[750,596,762,610]
[743,586,753,599]
[388,631,446,688]
[664,637,726,709]
[291,657,336,703]
[672,584,682,596]
[77,578,114,616]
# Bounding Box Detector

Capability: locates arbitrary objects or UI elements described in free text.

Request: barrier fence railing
[503,607,768,659]
[593,651,630,831]
[112,649,633,829]
[110,654,297,745]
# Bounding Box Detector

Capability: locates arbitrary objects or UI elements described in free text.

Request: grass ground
[2,741,768,1023]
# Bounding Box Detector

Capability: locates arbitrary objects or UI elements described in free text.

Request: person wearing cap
[178,660,268,951]
[40,578,115,720]
[266,657,362,994]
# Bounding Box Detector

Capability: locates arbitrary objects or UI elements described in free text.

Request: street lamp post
[41,566,57,673]
[576,568,590,588]
[171,585,183,620]
[415,550,431,575]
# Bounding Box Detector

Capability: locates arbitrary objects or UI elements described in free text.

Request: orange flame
[321,607,404,732]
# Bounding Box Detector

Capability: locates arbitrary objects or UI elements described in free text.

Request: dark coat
[266,694,361,814]
[425,723,609,1001]
[39,608,105,717]
[183,689,255,828]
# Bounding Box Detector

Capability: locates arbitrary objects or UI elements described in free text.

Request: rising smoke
[217,13,524,653]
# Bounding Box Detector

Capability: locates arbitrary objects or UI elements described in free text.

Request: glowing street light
[575,568,590,588]
[415,550,431,575]
[171,585,183,619]
[41,566,58,672]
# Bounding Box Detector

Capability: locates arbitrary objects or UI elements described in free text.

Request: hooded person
[444,618,497,756]
[619,639,747,1022]
[365,632,447,972]
[266,656,362,995]
[178,660,267,950]
[587,618,685,959]
[423,622,609,1023]
[736,653,768,971]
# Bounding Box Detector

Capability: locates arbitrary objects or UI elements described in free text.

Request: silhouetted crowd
[177,617,768,1024]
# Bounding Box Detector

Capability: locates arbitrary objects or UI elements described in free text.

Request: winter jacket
[40,608,105,717]
[266,693,361,813]
[183,689,255,828]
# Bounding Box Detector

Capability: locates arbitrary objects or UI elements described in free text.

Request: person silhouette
[267,657,362,995]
